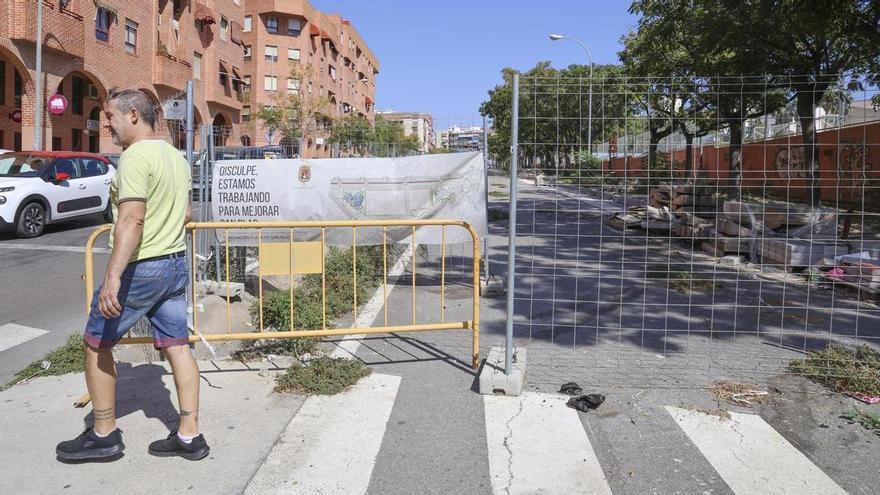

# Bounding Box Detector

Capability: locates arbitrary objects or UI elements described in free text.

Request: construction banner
[212,152,487,245]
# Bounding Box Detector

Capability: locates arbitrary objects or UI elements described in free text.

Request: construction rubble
[605,182,880,303]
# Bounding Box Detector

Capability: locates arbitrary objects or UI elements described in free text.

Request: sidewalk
[0,360,304,495]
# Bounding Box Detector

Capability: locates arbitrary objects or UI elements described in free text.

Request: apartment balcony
[9,2,85,59]
[153,50,192,92]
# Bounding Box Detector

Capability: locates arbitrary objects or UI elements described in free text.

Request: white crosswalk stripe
[666,406,847,495]
[245,373,401,495]
[0,323,49,353]
[484,392,612,495]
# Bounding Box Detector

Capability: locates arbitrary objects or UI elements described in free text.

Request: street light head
[549,34,564,41]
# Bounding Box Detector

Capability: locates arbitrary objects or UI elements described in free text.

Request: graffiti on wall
[774,146,807,179]
[773,142,872,189]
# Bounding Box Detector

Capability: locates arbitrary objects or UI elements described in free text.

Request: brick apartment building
[240,0,379,158]
[377,111,434,154]
[1,0,245,153]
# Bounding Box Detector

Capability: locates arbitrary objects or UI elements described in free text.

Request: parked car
[103,153,120,168]
[0,151,115,237]
[0,149,11,155]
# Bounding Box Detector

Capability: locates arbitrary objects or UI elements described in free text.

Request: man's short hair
[106,88,157,130]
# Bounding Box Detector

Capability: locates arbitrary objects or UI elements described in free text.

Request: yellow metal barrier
[84,220,481,369]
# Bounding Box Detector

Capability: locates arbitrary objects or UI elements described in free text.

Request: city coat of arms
[298,164,311,183]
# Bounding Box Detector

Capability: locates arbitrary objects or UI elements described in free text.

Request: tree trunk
[683,132,695,179]
[728,120,743,200]
[797,92,821,209]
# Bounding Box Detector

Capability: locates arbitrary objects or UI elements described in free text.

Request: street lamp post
[549,34,593,155]
[34,0,44,150]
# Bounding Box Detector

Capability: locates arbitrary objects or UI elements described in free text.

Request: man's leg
[84,345,117,435]
[163,344,200,436]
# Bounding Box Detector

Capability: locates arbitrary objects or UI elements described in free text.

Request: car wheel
[102,202,113,223]
[16,202,46,238]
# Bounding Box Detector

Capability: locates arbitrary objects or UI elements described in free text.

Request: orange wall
[604,122,880,207]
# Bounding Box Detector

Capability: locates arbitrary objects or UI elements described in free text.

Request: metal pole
[205,123,214,279]
[504,73,520,375]
[33,0,43,150]
[185,80,195,328]
[482,115,490,283]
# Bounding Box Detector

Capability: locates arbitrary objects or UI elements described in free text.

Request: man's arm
[184,199,192,225]
[98,200,146,318]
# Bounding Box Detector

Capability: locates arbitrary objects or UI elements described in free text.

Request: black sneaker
[148,430,210,461]
[56,428,125,461]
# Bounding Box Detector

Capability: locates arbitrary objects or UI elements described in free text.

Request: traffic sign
[47,94,68,115]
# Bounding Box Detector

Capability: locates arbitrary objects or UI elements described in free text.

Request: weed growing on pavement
[789,344,880,396]
[488,208,509,222]
[274,356,371,394]
[5,334,85,389]
[842,409,880,436]
[236,245,393,361]
[667,271,721,294]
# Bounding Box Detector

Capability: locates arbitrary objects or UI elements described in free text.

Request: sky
[311,0,639,130]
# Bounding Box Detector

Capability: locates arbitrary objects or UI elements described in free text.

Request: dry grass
[712,381,768,407]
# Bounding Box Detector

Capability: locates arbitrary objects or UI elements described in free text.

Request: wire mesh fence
[504,72,880,386]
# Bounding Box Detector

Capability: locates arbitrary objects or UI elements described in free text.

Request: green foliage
[6,334,85,388]
[480,63,630,169]
[274,356,372,395]
[842,409,880,436]
[238,245,393,361]
[790,344,880,396]
[330,114,420,157]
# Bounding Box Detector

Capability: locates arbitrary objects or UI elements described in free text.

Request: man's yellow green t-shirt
[109,139,191,261]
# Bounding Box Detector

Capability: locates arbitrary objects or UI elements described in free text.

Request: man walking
[56,88,208,461]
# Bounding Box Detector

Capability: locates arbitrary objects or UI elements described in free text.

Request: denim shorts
[84,256,190,350]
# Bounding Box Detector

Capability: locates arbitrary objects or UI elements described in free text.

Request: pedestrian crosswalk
[245,378,848,495]
[0,323,48,353]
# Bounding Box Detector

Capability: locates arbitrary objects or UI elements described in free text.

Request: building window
[14,69,22,107]
[329,66,336,81]
[219,68,228,88]
[243,45,252,61]
[243,75,251,91]
[264,45,278,62]
[220,17,229,40]
[95,7,113,42]
[288,48,300,61]
[72,129,82,151]
[72,76,85,115]
[287,79,300,94]
[241,106,250,122]
[124,19,138,54]
[288,19,301,35]
[193,52,202,80]
[243,15,252,32]
[264,75,277,91]
[0,60,5,106]
[266,16,278,33]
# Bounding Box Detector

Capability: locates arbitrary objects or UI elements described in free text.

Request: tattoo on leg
[180,409,199,422]
[93,407,115,420]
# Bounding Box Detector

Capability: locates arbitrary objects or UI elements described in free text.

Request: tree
[480,63,631,171]
[372,114,420,157]
[253,63,331,152]
[329,114,373,156]
[682,0,880,207]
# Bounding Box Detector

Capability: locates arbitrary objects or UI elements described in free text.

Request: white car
[0,151,115,237]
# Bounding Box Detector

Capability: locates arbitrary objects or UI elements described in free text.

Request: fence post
[505,73,520,375]
[483,115,490,283]
[185,81,195,325]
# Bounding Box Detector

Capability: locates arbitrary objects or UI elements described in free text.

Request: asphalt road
[0,214,109,384]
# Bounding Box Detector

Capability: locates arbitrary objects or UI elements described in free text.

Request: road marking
[245,373,401,495]
[484,392,612,495]
[0,243,110,254]
[0,323,49,352]
[666,406,847,495]
[330,245,413,360]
